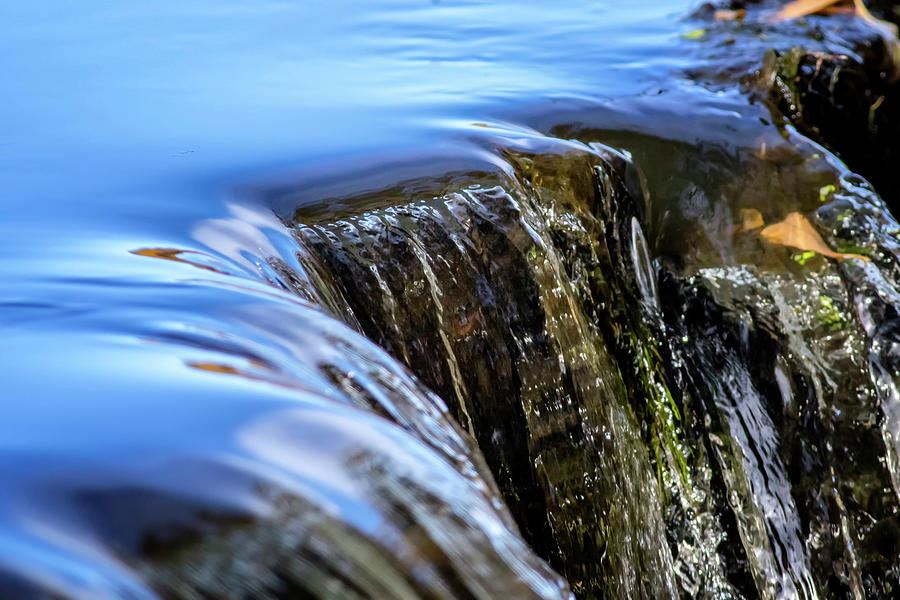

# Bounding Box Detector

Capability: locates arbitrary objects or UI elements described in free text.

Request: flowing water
[4,0,900,598]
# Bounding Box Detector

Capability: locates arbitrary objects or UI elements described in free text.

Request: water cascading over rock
[250,95,900,598]
[257,128,740,598]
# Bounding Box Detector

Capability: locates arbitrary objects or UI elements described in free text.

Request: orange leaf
[131,247,227,274]
[760,212,869,262]
[777,0,842,20]
[715,9,746,20]
[740,208,765,231]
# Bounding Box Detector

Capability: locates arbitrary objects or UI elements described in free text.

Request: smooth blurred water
[0,0,697,362]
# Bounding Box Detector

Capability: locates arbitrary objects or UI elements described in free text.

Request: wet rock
[543,20,900,590]
[285,140,684,599]
[761,40,900,205]
[660,259,900,598]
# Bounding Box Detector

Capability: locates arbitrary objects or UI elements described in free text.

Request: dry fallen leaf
[715,9,747,20]
[760,212,870,262]
[740,208,765,231]
[131,247,228,274]
[777,0,900,41]
[777,0,841,20]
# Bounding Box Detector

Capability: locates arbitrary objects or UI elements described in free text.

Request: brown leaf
[131,247,227,274]
[715,9,746,20]
[740,208,765,231]
[760,212,870,262]
[776,0,841,20]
